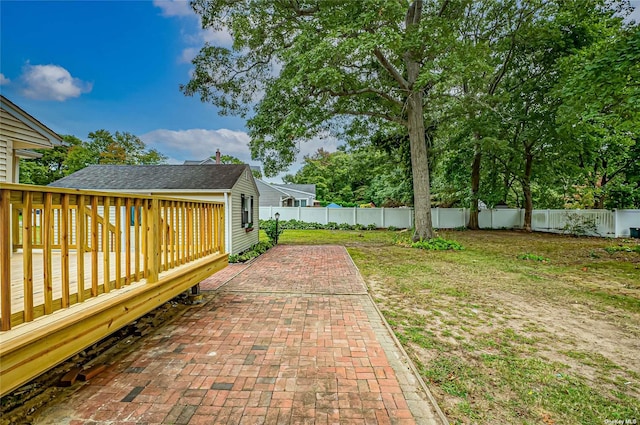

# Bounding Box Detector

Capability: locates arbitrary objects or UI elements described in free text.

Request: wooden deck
[6,250,143,324]
[0,184,228,396]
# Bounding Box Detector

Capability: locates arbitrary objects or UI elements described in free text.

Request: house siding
[231,169,260,254]
[0,109,52,149]
[0,136,8,182]
[258,184,285,207]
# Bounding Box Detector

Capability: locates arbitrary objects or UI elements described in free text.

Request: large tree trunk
[522,146,533,232]
[407,91,434,241]
[405,0,433,241]
[468,138,481,230]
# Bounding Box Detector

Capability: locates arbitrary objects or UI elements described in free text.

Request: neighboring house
[256,180,316,207]
[0,95,62,183]
[49,164,260,255]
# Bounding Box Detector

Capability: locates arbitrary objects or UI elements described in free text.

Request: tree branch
[334,108,407,126]
[373,48,409,90]
[326,87,403,107]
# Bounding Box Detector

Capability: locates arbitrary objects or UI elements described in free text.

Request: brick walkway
[35,245,445,425]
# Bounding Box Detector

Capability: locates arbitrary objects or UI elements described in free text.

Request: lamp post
[274,212,280,245]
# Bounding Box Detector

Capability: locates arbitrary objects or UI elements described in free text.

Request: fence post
[325,207,329,225]
[613,209,619,238]
[353,207,357,226]
[381,208,385,228]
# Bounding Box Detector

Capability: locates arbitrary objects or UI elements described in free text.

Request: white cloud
[202,28,233,47]
[20,64,92,101]
[152,0,193,17]
[179,47,200,64]
[0,73,10,85]
[140,128,253,163]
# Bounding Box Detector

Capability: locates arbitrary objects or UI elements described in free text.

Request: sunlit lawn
[269,228,640,424]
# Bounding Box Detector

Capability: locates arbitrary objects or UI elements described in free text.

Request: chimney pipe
[216,149,221,164]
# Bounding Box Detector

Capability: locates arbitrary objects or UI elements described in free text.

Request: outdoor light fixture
[274,212,280,244]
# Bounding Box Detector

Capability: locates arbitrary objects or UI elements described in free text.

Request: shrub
[229,241,273,263]
[562,213,599,236]
[262,220,284,244]
[411,237,464,251]
[366,223,377,230]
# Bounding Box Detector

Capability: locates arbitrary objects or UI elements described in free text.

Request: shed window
[241,194,253,227]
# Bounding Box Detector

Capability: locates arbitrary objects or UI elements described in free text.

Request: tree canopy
[183,0,639,234]
[19,130,166,185]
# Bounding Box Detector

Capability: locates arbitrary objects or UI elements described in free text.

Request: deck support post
[0,189,12,330]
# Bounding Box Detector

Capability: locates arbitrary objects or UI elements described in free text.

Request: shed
[49,164,260,254]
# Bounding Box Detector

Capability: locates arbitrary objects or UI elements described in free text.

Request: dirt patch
[352,230,640,423]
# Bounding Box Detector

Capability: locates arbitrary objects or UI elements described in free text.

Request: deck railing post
[0,189,12,330]
[146,198,160,283]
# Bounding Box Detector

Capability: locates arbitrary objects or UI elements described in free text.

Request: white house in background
[256,180,317,207]
[49,164,260,255]
[0,95,62,183]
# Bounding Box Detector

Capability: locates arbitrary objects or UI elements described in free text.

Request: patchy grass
[279,229,640,424]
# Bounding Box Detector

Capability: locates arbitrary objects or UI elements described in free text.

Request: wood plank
[134,199,141,281]
[146,198,160,283]
[125,198,132,285]
[115,198,122,289]
[43,192,53,315]
[103,196,110,293]
[22,192,33,323]
[169,201,175,269]
[163,202,169,271]
[0,189,12,330]
[91,196,99,296]
[61,194,70,308]
[76,196,85,302]
[186,204,192,262]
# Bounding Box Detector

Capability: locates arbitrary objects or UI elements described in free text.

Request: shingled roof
[49,164,249,191]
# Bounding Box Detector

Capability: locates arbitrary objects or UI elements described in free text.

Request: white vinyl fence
[260,206,640,238]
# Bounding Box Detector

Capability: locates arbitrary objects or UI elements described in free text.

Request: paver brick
[33,245,443,425]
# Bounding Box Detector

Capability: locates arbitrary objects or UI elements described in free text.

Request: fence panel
[615,209,640,237]
[258,206,640,237]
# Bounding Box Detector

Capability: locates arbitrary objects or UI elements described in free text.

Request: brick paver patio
[34,245,445,425]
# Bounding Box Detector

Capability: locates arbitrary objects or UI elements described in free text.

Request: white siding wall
[231,170,260,254]
[0,108,52,149]
[0,135,8,182]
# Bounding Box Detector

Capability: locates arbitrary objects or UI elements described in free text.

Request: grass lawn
[273,229,640,424]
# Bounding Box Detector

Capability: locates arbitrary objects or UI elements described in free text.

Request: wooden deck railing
[0,184,225,331]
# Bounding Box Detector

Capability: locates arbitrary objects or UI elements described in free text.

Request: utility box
[630,227,640,238]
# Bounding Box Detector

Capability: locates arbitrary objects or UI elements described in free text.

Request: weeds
[518,253,550,262]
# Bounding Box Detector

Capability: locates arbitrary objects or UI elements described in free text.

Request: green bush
[411,237,464,251]
[563,213,599,236]
[229,241,273,263]
[262,220,284,244]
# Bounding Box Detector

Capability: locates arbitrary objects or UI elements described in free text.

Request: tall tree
[556,24,640,208]
[183,0,471,241]
[65,130,166,174]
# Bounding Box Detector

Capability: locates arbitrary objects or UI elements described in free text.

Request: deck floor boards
[5,251,143,316]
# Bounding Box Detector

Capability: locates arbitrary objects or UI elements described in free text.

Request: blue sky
[1,1,638,182]
[0,0,340,181]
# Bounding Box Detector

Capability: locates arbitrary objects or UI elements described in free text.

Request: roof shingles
[49,164,248,191]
